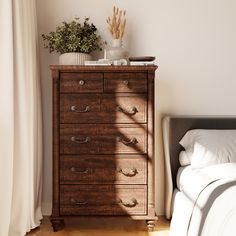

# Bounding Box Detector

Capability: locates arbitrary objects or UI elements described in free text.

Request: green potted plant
[42,17,102,65]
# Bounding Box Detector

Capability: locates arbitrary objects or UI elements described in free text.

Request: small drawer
[60,72,103,93]
[104,72,147,92]
[60,155,147,184]
[60,185,147,215]
[60,124,147,155]
[60,94,147,124]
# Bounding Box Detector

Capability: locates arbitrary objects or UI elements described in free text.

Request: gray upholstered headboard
[162,116,236,219]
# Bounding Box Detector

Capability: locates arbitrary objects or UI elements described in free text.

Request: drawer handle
[116,106,137,115]
[71,105,90,113]
[116,136,137,145]
[70,167,89,174]
[70,198,88,206]
[79,80,85,86]
[117,198,138,208]
[71,136,91,144]
[117,167,138,177]
[123,80,129,85]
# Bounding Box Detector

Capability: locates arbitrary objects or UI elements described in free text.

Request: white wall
[37,0,236,215]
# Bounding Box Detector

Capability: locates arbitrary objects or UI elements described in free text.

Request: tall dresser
[50,65,158,231]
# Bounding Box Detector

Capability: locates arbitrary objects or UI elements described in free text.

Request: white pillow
[179,150,192,166]
[179,129,236,168]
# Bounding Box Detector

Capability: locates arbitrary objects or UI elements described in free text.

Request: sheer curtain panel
[0,0,43,235]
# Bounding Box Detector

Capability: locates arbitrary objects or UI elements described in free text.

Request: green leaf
[41,17,103,54]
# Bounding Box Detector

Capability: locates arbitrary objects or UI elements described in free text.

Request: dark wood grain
[60,72,103,93]
[50,65,157,72]
[51,69,60,218]
[60,124,147,154]
[60,185,147,215]
[147,70,156,220]
[50,65,157,231]
[60,93,147,124]
[104,72,147,92]
[60,155,147,184]
[50,218,65,232]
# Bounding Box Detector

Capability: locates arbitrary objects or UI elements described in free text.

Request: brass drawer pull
[117,167,138,177]
[116,106,137,115]
[71,136,91,144]
[70,167,89,174]
[79,80,85,86]
[117,198,138,208]
[116,136,137,145]
[70,198,88,206]
[71,105,90,113]
[123,80,129,85]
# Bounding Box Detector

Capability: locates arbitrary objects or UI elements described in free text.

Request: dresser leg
[146,220,156,231]
[50,218,65,232]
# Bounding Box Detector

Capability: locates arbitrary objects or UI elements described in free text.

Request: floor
[27,216,170,236]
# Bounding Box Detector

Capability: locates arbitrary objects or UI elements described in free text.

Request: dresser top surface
[50,65,158,72]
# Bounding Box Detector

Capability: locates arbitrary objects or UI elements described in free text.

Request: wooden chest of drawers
[50,65,157,231]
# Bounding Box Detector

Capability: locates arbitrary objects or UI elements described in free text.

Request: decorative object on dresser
[106,6,127,60]
[50,65,158,232]
[42,18,102,65]
[129,56,156,66]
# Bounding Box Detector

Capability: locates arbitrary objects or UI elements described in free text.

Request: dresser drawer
[60,155,147,184]
[60,73,103,93]
[60,124,147,154]
[104,73,147,92]
[60,94,147,124]
[60,185,147,215]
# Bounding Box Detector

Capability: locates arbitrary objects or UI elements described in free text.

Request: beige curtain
[0,0,43,235]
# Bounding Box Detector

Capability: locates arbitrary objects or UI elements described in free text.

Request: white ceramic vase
[107,39,127,60]
[59,53,92,65]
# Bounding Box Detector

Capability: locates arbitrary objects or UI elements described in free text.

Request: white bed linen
[176,165,192,190]
[170,163,236,236]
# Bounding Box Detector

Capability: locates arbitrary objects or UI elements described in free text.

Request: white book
[129,61,156,66]
[84,60,112,66]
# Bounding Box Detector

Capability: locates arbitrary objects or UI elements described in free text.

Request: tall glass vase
[107,38,127,60]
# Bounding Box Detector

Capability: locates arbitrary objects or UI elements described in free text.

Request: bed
[162,116,236,236]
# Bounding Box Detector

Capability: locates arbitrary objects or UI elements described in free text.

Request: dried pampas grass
[106,6,126,39]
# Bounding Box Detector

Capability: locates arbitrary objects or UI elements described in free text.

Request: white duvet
[170,163,236,236]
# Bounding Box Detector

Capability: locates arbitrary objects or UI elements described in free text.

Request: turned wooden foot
[146,220,156,231]
[50,218,65,232]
